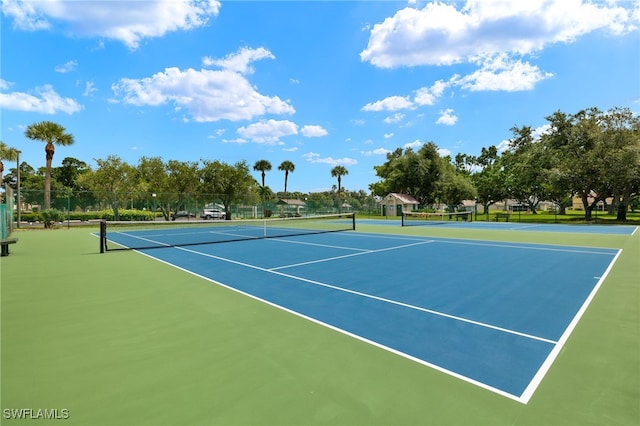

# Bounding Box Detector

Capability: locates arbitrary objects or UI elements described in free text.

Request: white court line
[351,231,618,255]
[176,244,557,346]
[435,239,617,256]
[519,249,623,404]
[119,230,622,403]
[118,232,172,247]
[509,224,542,231]
[130,246,524,403]
[269,240,434,271]
[271,238,371,252]
[113,228,263,247]
[330,231,620,253]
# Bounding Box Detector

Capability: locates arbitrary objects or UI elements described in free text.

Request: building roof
[385,193,419,204]
[276,198,306,206]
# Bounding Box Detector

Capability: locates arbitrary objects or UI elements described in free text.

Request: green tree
[253,160,272,216]
[202,160,256,218]
[306,191,334,212]
[135,158,200,220]
[371,148,423,200]
[136,157,171,220]
[544,108,607,220]
[469,146,508,218]
[52,157,94,211]
[78,155,135,220]
[52,157,89,188]
[598,107,640,220]
[278,160,295,198]
[436,163,477,207]
[330,165,349,212]
[253,160,272,188]
[0,141,19,184]
[372,142,452,207]
[502,126,549,213]
[166,159,200,216]
[6,162,43,207]
[24,121,75,209]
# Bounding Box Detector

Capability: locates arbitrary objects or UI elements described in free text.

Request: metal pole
[67,191,71,229]
[16,150,21,228]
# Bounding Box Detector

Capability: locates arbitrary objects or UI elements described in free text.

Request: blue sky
[1,0,639,193]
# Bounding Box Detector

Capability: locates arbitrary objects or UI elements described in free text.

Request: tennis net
[99,213,356,252]
[401,211,472,226]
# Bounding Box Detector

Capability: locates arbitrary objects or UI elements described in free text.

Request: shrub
[40,209,66,229]
[100,209,156,221]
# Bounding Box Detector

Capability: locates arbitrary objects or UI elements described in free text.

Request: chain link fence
[12,189,381,225]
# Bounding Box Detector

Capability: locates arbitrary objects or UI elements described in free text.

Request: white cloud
[404,140,423,150]
[300,125,328,137]
[237,119,298,144]
[54,60,77,73]
[82,81,97,97]
[361,0,637,68]
[0,83,83,114]
[207,129,226,139]
[413,80,449,106]
[383,113,405,124]
[222,138,248,145]
[532,123,552,140]
[283,147,299,152]
[112,54,295,122]
[362,95,413,112]
[361,148,392,156]
[2,0,221,49]
[384,133,394,139]
[1,0,50,30]
[202,47,274,75]
[436,108,458,125]
[455,55,553,91]
[364,79,450,115]
[496,139,511,153]
[302,152,358,166]
[438,148,451,157]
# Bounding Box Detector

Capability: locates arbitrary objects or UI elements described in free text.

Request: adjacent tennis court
[362,215,638,235]
[101,217,621,403]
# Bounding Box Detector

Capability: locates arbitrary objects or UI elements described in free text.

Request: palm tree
[253,160,271,217]
[330,165,349,213]
[0,141,19,184]
[278,160,295,199]
[253,159,272,188]
[24,121,75,209]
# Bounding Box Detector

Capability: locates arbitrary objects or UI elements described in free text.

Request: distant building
[380,193,420,217]
[276,198,306,216]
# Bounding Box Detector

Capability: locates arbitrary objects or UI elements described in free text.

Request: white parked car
[200,209,225,220]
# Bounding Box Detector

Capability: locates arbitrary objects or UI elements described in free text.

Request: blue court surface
[361,218,638,235]
[108,229,620,403]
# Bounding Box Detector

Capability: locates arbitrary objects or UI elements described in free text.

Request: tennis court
[3,218,638,425]
[362,216,638,235]
[102,217,621,403]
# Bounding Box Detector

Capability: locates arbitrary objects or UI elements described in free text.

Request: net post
[352,212,356,230]
[99,220,106,253]
[401,211,405,227]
